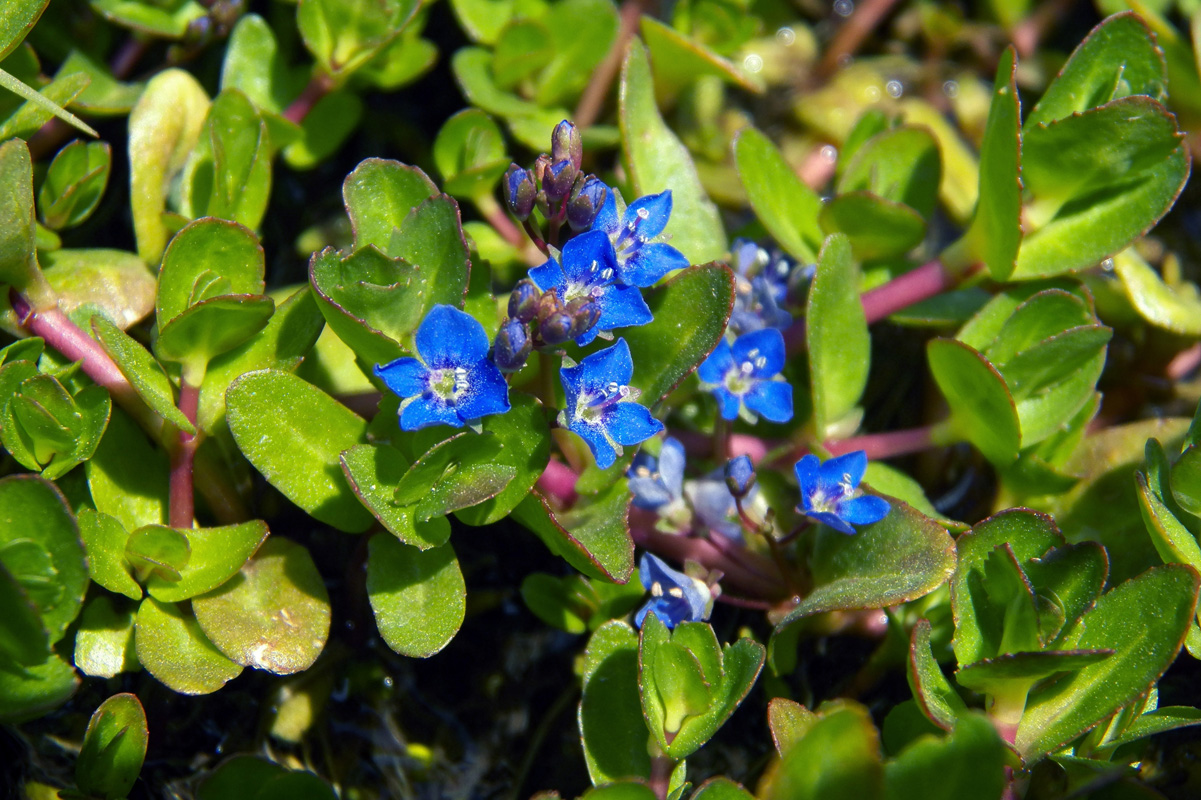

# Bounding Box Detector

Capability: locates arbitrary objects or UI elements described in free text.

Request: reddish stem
[818,0,900,78]
[283,74,334,125]
[110,37,149,80]
[169,380,200,528]
[537,458,579,505]
[860,259,954,324]
[798,145,837,191]
[825,425,939,461]
[669,430,770,463]
[1168,343,1201,381]
[573,0,649,129]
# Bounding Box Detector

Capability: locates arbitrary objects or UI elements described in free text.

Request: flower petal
[744,380,793,423]
[455,360,511,421]
[689,478,735,530]
[697,339,734,385]
[374,357,426,397]
[416,305,491,367]
[574,421,619,469]
[732,327,785,378]
[570,338,635,394]
[528,256,567,293]
[658,437,687,497]
[400,395,462,431]
[711,386,741,420]
[820,450,868,491]
[618,242,689,288]
[807,509,858,535]
[589,283,652,338]
[592,189,620,237]
[560,229,618,284]
[839,494,891,526]
[624,191,672,241]
[794,454,821,512]
[608,402,664,447]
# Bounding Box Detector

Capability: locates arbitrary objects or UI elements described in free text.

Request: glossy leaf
[85,407,168,532]
[366,534,465,657]
[193,537,330,674]
[341,443,451,549]
[807,234,869,438]
[908,619,967,731]
[156,218,265,326]
[0,139,50,302]
[40,248,156,330]
[0,0,49,60]
[432,109,508,200]
[640,16,762,100]
[38,139,111,230]
[145,520,269,603]
[0,561,47,666]
[343,158,438,252]
[768,698,818,755]
[227,369,374,532]
[883,713,1007,800]
[732,126,823,263]
[620,40,725,266]
[818,193,926,262]
[392,432,514,521]
[0,651,78,723]
[154,294,276,376]
[579,621,651,784]
[297,0,419,78]
[762,703,884,800]
[927,338,1020,465]
[624,263,735,405]
[91,0,205,38]
[92,314,195,434]
[125,525,190,584]
[837,127,940,218]
[512,481,634,583]
[73,594,137,679]
[453,392,550,525]
[134,597,242,695]
[75,693,148,800]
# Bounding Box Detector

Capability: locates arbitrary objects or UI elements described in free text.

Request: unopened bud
[503,164,536,220]
[540,310,576,345]
[567,177,608,231]
[551,120,583,171]
[532,154,552,184]
[543,160,576,204]
[566,297,601,339]
[508,279,541,323]
[494,319,532,372]
[724,455,756,497]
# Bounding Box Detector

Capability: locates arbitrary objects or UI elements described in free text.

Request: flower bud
[508,279,541,323]
[724,455,756,497]
[567,176,608,231]
[551,120,583,171]
[543,160,576,204]
[540,310,576,345]
[503,164,536,221]
[493,318,532,372]
[532,154,552,184]
[566,297,601,339]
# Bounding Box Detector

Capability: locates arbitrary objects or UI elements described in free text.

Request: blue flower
[627,437,685,510]
[724,455,755,497]
[559,338,663,469]
[685,472,754,541]
[374,305,511,430]
[634,553,714,629]
[697,328,793,423]
[529,230,652,345]
[729,239,793,334]
[592,189,690,288]
[795,450,891,535]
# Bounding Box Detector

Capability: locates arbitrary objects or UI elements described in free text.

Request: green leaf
[38,139,111,230]
[620,39,725,266]
[0,651,78,723]
[341,443,451,548]
[125,525,191,584]
[512,480,634,583]
[907,619,967,732]
[1137,466,1201,576]
[0,68,93,140]
[433,108,509,200]
[75,693,148,800]
[775,499,955,630]
[154,294,276,376]
[0,0,49,60]
[156,217,265,326]
[366,533,465,658]
[492,19,553,88]
[127,69,210,264]
[447,0,513,44]
[732,126,823,263]
[197,285,325,434]
[579,620,651,783]
[1024,12,1166,129]
[227,369,374,533]
[1025,542,1109,643]
[90,0,206,38]
[0,475,86,646]
[281,89,363,170]
[768,697,818,754]
[955,650,1113,694]
[691,778,756,800]
[58,50,143,115]
[384,195,471,320]
[0,561,47,666]
[39,248,156,331]
[134,597,242,695]
[1173,444,1201,518]
[145,520,269,603]
[307,246,412,367]
[1114,248,1201,335]
[818,193,926,262]
[183,88,272,230]
[220,14,300,116]
[297,0,419,78]
[392,432,515,521]
[85,407,167,531]
[808,234,869,438]
[640,16,762,101]
[883,714,1007,800]
[624,263,734,405]
[449,47,569,151]
[453,392,551,525]
[193,537,330,674]
[92,314,195,434]
[533,0,617,106]
[762,703,884,800]
[927,338,1020,465]
[73,594,137,679]
[653,642,714,734]
[1094,706,1201,754]
[837,127,940,218]
[0,138,50,303]
[948,46,1021,280]
[1017,565,1200,761]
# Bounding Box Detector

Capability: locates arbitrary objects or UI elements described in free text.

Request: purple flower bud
[566,297,602,339]
[493,318,532,372]
[540,310,576,345]
[543,160,576,204]
[567,177,609,232]
[508,279,541,323]
[503,164,536,221]
[532,154,551,184]
[724,455,756,497]
[551,120,583,171]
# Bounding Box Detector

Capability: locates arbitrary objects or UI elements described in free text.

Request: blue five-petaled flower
[634,553,714,629]
[627,437,686,510]
[528,229,653,346]
[374,305,511,431]
[591,189,690,288]
[795,450,890,535]
[559,338,663,469]
[697,327,793,423]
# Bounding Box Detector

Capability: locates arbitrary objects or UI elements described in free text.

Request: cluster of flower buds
[501,121,609,244]
[492,277,604,372]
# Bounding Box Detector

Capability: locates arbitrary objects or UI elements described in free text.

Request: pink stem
[860,259,954,324]
[669,430,771,463]
[817,0,900,78]
[537,458,579,505]
[798,145,836,191]
[169,380,200,528]
[282,74,334,125]
[573,0,649,129]
[110,37,149,80]
[825,425,939,461]
[1168,343,1201,381]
